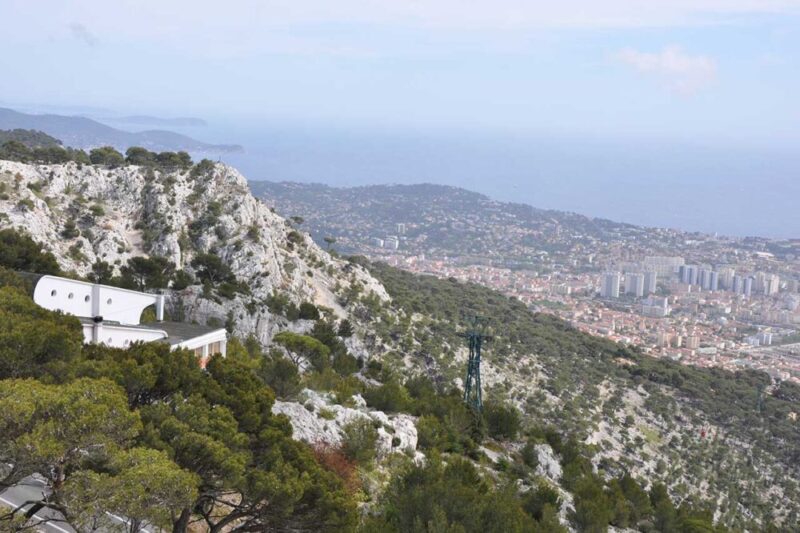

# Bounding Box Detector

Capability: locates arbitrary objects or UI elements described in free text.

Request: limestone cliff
[0,159,387,346]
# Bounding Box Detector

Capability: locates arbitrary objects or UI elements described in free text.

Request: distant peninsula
[0,107,240,153]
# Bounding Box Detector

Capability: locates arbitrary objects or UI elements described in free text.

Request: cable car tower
[459,316,492,412]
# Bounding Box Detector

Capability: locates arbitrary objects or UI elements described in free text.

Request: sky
[0,0,798,146]
[0,1,799,237]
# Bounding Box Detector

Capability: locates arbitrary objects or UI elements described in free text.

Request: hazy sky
[0,0,798,147]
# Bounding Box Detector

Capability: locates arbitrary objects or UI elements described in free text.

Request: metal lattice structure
[460,316,492,411]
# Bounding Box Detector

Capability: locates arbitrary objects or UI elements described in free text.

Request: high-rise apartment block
[717,267,735,289]
[643,271,657,295]
[709,271,719,292]
[384,236,400,250]
[680,265,698,285]
[601,272,621,298]
[625,273,645,297]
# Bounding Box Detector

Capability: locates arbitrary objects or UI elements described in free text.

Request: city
[383,251,800,384]
[253,181,800,385]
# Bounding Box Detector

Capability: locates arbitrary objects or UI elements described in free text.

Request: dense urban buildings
[256,181,800,385]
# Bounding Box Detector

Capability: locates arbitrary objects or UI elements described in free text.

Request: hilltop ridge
[0,107,241,153]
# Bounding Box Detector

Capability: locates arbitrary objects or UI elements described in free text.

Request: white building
[732,275,745,294]
[680,265,698,285]
[765,274,781,296]
[757,331,773,346]
[717,267,735,290]
[625,273,645,298]
[384,236,400,250]
[643,271,657,296]
[643,256,684,276]
[31,274,227,366]
[601,272,621,298]
[698,268,712,290]
[708,271,719,292]
[642,296,671,317]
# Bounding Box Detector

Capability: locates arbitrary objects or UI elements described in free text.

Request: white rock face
[272,389,418,458]
[0,159,388,346]
[535,443,562,482]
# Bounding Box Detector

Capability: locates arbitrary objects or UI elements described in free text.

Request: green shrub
[484,401,521,441]
[341,418,378,465]
[332,352,360,376]
[363,456,536,532]
[89,146,125,167]
[16,198,34,211]
[416,415,446,450]
[171,270,195,290]
[0,228,61,274]
[298,301,320,320]
[266,291,290,315]
[259,355,301,399]
[522,480,562,522]
[337,319,354,338]
[60,219,80,239]
[287,230,303,248]
[362,381,411,413]
[521,440,539,469]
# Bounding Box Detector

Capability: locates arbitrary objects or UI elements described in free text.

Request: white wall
[33,276,161,325]
[81,322,168,348]
[34,275,225,357]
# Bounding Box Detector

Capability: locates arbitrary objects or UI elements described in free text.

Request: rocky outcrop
[0,159,388,346]
[273,389,419,458]
[535,443,562,482]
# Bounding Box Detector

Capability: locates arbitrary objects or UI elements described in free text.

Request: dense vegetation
[0,138,90,165]
[0,129,194,170]
[352,259,798,530]
[0,249,355,532]
[0,281,737,533]
[0,129,63,148]
[361,259,800,466]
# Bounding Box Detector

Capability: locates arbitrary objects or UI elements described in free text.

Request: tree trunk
[172,508,191,533]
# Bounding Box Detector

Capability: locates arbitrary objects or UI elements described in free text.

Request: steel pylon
[460,316,492,411]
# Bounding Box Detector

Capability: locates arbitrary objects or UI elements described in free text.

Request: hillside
[249,181,642,261]
[0,107,241,153]
[1,158,799,531]
[358,260,800,528]
[0,129,62,148]
[250,181,800,268]
[0,157,385,347]
[101,115,208,128]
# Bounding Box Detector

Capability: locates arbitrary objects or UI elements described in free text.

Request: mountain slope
[0,129,63,148]
[0,107,241,153]
[356,260,800,528]
[2,158,799,530]
[0,159,385,345]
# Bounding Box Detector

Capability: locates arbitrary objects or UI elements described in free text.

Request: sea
[153,117,800,240]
